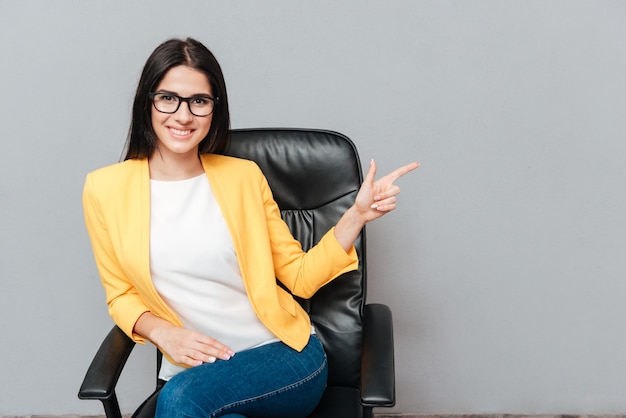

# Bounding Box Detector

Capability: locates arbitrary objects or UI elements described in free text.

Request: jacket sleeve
[257,169,359,298]
[82,173,151,343]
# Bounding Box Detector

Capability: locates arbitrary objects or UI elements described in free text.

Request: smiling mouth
[169,127,193,136]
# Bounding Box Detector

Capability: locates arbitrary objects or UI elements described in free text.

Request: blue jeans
[155,335,328,418]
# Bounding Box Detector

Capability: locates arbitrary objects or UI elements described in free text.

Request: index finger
[195,333,234,356]
[388,161,420,181]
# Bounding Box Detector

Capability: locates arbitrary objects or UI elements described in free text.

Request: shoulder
[84,158,146,198]
[87,158,145,182]
[200,154,263,177]
[200,154,272,200]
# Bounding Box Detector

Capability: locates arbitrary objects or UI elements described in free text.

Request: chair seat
[307,386,363,418]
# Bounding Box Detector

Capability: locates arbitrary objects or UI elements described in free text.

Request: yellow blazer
[83,154,358,360]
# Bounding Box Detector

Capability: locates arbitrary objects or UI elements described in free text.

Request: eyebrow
[155,90,214,98]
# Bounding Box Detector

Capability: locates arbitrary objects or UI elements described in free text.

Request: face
[150,65,213,159]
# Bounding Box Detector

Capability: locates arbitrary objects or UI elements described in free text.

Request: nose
[174,100,194,123]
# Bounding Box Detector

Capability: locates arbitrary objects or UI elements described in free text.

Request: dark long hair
[123,38,230,160]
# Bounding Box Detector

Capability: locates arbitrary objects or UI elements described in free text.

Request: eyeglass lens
[152,93,215,116]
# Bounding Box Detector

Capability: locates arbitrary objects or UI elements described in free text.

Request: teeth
[170,128,191,135]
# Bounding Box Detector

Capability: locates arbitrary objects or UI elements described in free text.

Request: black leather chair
[78,128,395,418]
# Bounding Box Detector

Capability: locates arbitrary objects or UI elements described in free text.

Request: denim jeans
[155,335,328,418]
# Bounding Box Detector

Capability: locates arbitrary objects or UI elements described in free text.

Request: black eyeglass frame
[148,91,219,117]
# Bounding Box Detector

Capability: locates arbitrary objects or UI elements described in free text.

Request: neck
[149,151,204,181]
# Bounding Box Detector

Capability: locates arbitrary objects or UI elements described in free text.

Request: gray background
[1,0,625,415]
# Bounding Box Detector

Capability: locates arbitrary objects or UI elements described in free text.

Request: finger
[374,203,397,212]
[185,348,220,366]
[372,196,397,211]
[171,350,204,367]
[196,338,235,360]
[196,351,217,364]
[374,184,400,201]
[364,159,377,185]
[182,357,203,367]
[388,161,419,181]
[191,355,214,366]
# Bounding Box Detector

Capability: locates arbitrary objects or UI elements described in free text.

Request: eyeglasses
[149,91,218,117]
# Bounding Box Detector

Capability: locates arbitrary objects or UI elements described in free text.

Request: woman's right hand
[134,311,234,367]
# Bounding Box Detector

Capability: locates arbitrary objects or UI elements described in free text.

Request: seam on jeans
[210,356,327,417]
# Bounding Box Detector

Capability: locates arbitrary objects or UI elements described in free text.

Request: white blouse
[150,174,277,380]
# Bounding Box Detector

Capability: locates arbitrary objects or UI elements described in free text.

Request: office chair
[79,128,395,418]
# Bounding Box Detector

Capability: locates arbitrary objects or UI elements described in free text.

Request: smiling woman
[123,38,231,162]
[82,37,417,418]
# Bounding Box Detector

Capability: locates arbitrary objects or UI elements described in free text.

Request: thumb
[364,159,377,185]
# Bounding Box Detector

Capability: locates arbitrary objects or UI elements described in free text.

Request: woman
[83,37,418,417]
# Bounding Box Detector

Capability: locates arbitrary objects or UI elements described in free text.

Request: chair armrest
[360,303,395,407]
[78,325,136,418]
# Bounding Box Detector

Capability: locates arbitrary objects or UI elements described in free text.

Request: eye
[192,96,211,105]
[159,94,178,103]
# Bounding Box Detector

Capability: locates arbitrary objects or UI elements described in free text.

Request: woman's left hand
[334,159,419,252]
[354,159,419,224]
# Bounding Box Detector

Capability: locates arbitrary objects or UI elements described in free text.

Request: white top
[150,174,277,380]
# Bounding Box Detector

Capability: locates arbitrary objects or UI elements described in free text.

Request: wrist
[334,205,366,252]
[348,204,367,228]
[134,311,173,345]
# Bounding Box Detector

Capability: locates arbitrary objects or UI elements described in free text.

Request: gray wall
[1,0,625,415]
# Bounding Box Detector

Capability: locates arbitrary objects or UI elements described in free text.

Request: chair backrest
[224,128,366,388]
